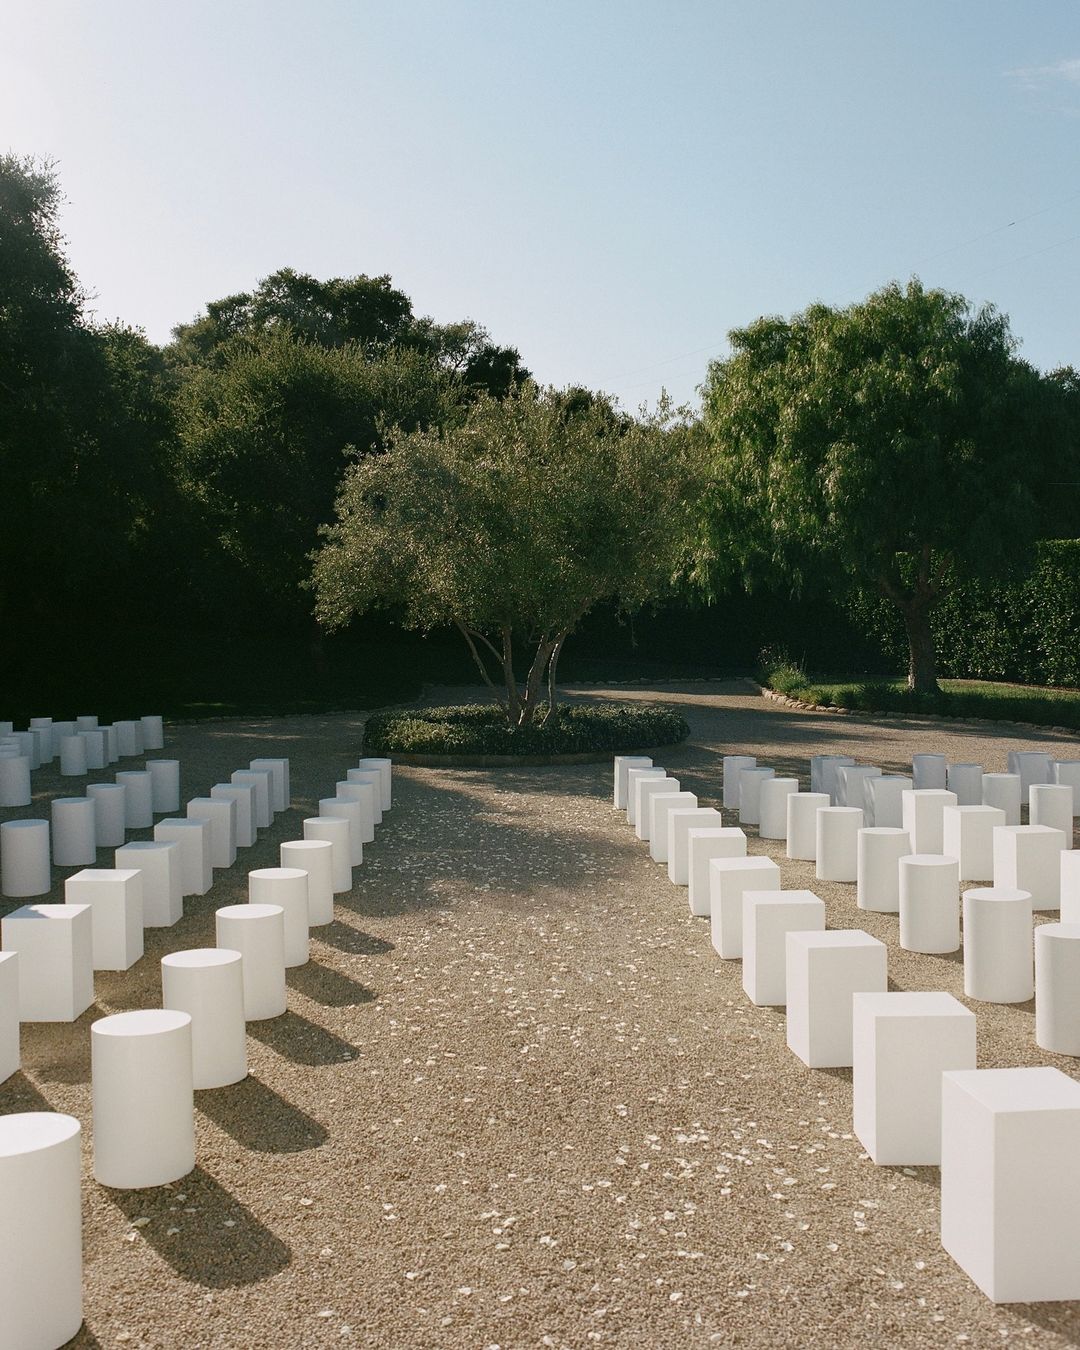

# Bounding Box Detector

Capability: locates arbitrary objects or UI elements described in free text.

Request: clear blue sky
[4,1,1078,410]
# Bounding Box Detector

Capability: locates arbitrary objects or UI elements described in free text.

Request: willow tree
[313,383,699,726]
[698,280,1048,693]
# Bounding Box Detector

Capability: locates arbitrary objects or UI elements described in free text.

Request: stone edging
[387,741,687,769]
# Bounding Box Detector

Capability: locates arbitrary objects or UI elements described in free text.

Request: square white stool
[902,788,957,855]
[836,765,880,809]
[946,762,983,806]
[820,756,857,805]
[722,755,756,810]
[64,868,144,970]
[1053,760,1080,814]
[864,775,912,828]
[0,904,93,1021]
[625,768,665,826]
[0,951,20,1081]
[786,792,830,860]
[649,791,697,863]
[709,855,781,959]
[785,930,887,1068]
[815,806,863,882]
[942,804,1005,882]
[1031,783,1073,838]
[853,991,975,1165]
[115,841,183,927]
[856,827,911,912]
[737,766,775,826]
[687,827,746,916]
[231,769,272,829]
[742,890,825,1006]
[250,757,289,812]
[810,754,853,799]
[1007,750,1054,803]
[667,807,722,885]
[1062,850,1080,923]
[982,773,1021,826]
[154,818,212,896]
[993,824,1066,909]
[912,753,947,790]
[187,796,237,868]
[758,778,798,841]
[941,1067,1080,1303]
[212,783,256,848]
[634,776,679,842]
[614,756,652,810]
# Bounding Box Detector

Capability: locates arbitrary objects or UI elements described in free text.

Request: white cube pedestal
[0,819,51,898]
[836,765,880,809]
[856,827,911,913]
[942,805,1005,882]
[1053,760,1080,814]
[737,767,774,827]
[0,952,18,1082]
[786,793,830,861]
[687,828,747,916]
[649,791,697,863]
[1031,783,1074,839]
[758,778,798,841]
[1063,850,1080,923]
[231,769,271,829]
[667,807,722,885]
[249,868,309,967]
[634,776,678,841]
[146,759,180,815]
[51,797,97,867]
[280,839,335,926]
[722,756,756,811]
[28,717,53,759]
[614,756,652,810]
[626,767,665,826]
[64,869,144,971]
[161,949,247,1089]
[215,903,287,1020]
[864,775,912,828]
[319,797,364,867]
[115,770,153,828]
[811,754,853,799]
[356,756,391,810]
[102,725,119,764]
[336,780,377,843]
[212,783,256,848]
[75,716,98,733]
[820,756,857,805]
[1007,751,1054,803]
[982,772,1022,826]
[0,1112,83,1350]
[709,855,781,959]
[853,991,976,1165]
[785,930,887,1068]
[1035,923,1080,1054]
[902,789,957,855]
[250,757,289,812]
[742,890,825,1006]
[91,1009,194,1188]
[899,854,960,953]
[187,797,236,869]
[115,841,182,927]
[154,818,212,896]
[993,824,1066,909]
[345,770,383,824]
[963,887,1033,1003]
[815,807,863,882]
[303,816,352,893]
[912,753,947,790]
[941,1066,1080,1302]
[0,904,93,1021]
[58,735,87,777]
[87,783,127,848]
[947,762,983,807]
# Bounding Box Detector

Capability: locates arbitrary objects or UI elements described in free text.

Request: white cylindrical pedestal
[787,792,830,861]
[102,725,119,764]
[91,1009,195,1188]
[248,868,309,967]
[79,730,106,771]
[161,949,247,1089]
[319,797,363,867]
[811,754,854,798]
[963,887,1034,1003]
[147,759,181,814]
[1035,923,1080,1054]
[280,839,334,925]
[0,820,51,898]
[114,720,139,758]
[722,755,756,810]
[0,1112,83,1350]
[982,773,1021,826]
[116,770,154,828]
[836,765,880,811]
[913,753,948,790]
[0,755,31,808]
[856,827,911,912]
[345,770,383,825]
[947,762,983,807]
[51,797,97,867]
[58,735,87,778]
[28,717,54,761]
[215,903,287,1020]
[14,731,40,770]
[303,816,352,893]
[87,783,127,848]
[336,781,377,843]
[140,715,164,750]
[737,766,774,826]
[816,807,863,882]
[758,778,797,840]
[356,757,392,810]
[1031,784,1074,839]
[899,854,960,953]
[75,715,98,733]
[1008,750,1053,803]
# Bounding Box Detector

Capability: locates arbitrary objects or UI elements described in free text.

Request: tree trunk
[902,599,939,694]
[541,633,568,726]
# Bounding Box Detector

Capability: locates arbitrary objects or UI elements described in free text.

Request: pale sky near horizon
[3,1,1079,411]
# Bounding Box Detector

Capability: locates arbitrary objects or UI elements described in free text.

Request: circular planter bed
[363,702,690,767]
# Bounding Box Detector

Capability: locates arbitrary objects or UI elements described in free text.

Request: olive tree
[313,383,699,726]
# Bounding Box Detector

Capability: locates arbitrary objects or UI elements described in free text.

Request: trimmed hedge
[363,702,690,757]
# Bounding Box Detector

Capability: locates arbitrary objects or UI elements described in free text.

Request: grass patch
[363,702,690,757]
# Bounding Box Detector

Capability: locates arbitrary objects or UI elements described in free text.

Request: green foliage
[363,702,690,756]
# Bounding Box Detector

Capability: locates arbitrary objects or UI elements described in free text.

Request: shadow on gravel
[0,1069,57,1114]
[105,1164,291,1287]
[65,1327,104,1349]
[288,959,376,1008]
[315,920,394,956]
[246,1010,359,1066]
[198,1073,328,1153]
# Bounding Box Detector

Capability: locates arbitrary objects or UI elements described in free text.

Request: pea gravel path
[3,681,1080,1349]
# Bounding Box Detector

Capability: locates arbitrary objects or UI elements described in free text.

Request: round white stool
[28,717,54,760]
[116,770,153,827]
[1031,784,1073,838]
[1035,923,1080,1054]
[58,735,87,778]
[963,887,1034,1002]
[319,797,363,866]
[912,753,948,790]
[281,839,334,925]
[87,783,127,848]
[13,731,40,770]
[0,755,31,808]
[51,797,97,867]
[758,778,798,840]
[101,725,119,763]
[336,781,377,842]
[303,816,352,893]
[815,807,863,882]
[140,715,165,750]
[982,772,1021,826]
[75,715,99,732]
[722,755,756,811]
[215,903,287,1020]
[248,868,309,966]
[147,759,181,814]
[737,767,775,826]
[899,854,960,953]
[856,827,911,912]
[947,762,983,806]
[787,792,830,861]
[0,820,51,898]
[79,729,106,770]
[113,720,140,758]
[0,1112,83,1350]
[356,756,392,810]
[91,1009,195,1188]
[161,949,247,1089]
[346,769,383,824]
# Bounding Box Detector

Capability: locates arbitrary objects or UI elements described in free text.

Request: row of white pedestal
[0,714,165,808]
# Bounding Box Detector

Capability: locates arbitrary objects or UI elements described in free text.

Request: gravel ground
[3,681,1080,1350]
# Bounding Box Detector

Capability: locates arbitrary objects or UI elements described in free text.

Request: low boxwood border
[362,702,690,762]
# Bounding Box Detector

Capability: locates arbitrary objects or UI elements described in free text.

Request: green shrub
[363,702,690,757]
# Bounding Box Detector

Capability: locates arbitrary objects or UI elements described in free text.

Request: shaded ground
[2,681,1079,1348]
